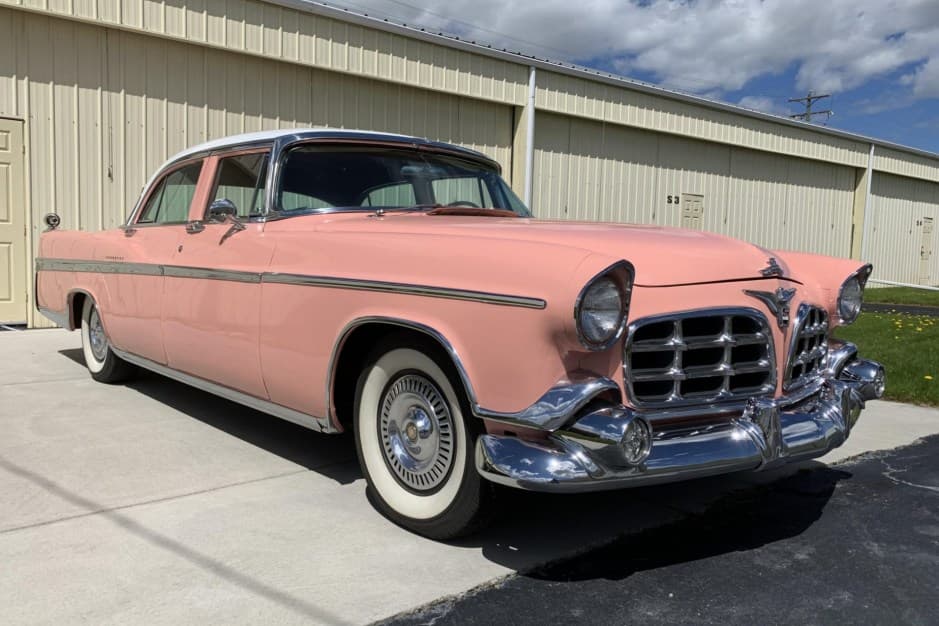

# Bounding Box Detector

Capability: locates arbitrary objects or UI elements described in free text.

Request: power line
[789,91,833,124]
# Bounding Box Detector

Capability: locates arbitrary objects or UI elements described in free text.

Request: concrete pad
[819,399,939,463]
[2,329,938,624]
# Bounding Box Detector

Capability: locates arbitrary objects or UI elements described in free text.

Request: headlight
[575,262,633,350]
[838,264,872,325]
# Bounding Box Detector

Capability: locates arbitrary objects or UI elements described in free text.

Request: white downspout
[860,143,875,262]
[524,65,536,208]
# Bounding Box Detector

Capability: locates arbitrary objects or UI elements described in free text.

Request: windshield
[277,145,531,216]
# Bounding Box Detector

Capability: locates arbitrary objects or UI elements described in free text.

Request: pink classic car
[36,129,884,538]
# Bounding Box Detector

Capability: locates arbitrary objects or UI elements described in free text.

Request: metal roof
[265,0,939,163]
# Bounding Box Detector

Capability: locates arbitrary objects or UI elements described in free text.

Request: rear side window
[137,161,204,224]
[211,152,270,218]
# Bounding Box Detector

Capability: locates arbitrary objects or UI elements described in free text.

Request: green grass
[865,286,939,307]
[835,312,939,407]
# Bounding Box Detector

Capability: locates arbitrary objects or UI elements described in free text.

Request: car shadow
[455,463,848,577]
[57,347,848,579]
[58,348,360,484]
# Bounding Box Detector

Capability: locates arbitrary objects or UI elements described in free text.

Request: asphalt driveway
[2,329,938,625]
[388,435,939,625]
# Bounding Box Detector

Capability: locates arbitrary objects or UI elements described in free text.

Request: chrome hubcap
[379,374,454,491]
[88,307,108,361]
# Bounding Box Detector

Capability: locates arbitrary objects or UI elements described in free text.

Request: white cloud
[907,58,939,98]
[737,96,792,117]
[340,0,939,100]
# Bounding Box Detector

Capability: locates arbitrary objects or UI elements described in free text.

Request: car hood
[314,213,792,287]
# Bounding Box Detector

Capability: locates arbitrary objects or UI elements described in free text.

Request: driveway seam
[0,376,89,388]
[0,459,354,535]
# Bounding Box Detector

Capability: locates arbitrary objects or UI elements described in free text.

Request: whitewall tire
[354,338,493,539]
[80,297,135,383]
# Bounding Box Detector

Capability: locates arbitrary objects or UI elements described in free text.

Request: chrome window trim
[204,147,273,221]
[128,157,208,227]
[34,258,545,309]
[622,306,777,409]
[784,302,829,392]
[573,260,635,351]
[134,132,510,223]
[267,136,506,219]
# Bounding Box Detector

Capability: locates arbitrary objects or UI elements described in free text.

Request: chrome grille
[785,304,829,390]
[624,309,776,407]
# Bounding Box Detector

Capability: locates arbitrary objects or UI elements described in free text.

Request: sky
[329,0,939,154]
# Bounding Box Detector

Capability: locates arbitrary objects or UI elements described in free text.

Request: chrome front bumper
[476,343,884,493]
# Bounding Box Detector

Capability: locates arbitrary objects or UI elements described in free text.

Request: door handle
[186,221,205,234]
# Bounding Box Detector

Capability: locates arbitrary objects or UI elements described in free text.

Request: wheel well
[68,291,87,330]
[331,322,471,432]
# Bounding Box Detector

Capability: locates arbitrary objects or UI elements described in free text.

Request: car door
[161,149,273,398]
[100,158,205,364]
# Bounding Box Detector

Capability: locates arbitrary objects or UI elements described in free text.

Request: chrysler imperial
[36,129,885,539]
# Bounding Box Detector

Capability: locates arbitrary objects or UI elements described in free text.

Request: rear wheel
[80,298,135,383]
[353,338,493,539]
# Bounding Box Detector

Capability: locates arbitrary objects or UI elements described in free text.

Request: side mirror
[208,198,237,222]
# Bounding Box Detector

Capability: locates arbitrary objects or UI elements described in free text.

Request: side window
[432,177,491,207]
[281,191,333,211]
[137,161,203,224]
[362,182,416,207]
[211,152,270,218]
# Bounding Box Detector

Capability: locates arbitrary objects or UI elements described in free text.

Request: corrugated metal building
[1,0,938,327]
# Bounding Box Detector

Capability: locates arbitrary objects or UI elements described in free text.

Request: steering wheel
[446,201,480,208]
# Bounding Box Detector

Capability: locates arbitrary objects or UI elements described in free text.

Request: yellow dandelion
[925,375,934,381]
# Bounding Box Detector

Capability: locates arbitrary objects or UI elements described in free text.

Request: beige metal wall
[0,0,530,108]
[534,70,872,171]
[875,147,939,185]
[868,172,939,286]
[532,112,857,258]
[7,0,936,187]
[0,6,514,327]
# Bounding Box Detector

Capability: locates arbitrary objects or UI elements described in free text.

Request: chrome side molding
[35,258,545,310]
[110,346,336,434]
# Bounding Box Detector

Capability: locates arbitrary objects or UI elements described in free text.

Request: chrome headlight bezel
[574,261,634,351]
[837,264,872,325]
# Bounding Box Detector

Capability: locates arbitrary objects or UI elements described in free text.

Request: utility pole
[789,91,833,123]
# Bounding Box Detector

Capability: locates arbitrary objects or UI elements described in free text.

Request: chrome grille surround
[785,303,829,391]
[623,308,776,408]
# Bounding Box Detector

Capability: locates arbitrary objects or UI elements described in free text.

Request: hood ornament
[745,287,797,329]
[760,257,785,278]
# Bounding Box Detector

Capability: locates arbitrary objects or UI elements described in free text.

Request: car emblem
[744,287,797,329]
[760,257,785,278]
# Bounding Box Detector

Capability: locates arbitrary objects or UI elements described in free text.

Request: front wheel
[80,297,136,383]
[354,339,493,539]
